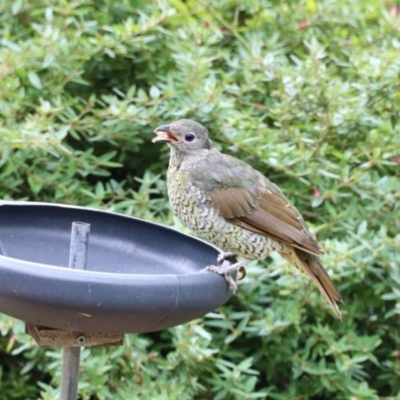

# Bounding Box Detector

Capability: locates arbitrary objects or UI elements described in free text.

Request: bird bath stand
[0,201,234,399]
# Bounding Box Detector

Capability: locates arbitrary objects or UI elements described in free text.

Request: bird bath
[0,201,234,399]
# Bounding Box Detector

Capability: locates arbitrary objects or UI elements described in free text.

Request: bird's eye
[185,134,195,142]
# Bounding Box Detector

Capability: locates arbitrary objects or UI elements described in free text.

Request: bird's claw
[201,265,238,293]
[217,252,238,265]
[201,259,250,293]
[238,265,246,280]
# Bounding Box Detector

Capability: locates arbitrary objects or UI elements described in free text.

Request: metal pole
[68,222,90,271]
[60,222,90,400]
[60,347,81,400]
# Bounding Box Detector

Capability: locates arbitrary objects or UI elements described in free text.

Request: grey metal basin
[0,201,232,334]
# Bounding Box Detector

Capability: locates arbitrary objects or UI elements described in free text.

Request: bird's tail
[280,248,343,320]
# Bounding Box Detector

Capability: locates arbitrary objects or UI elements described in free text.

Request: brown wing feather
[207,188,258,218]
[207,185,323,256]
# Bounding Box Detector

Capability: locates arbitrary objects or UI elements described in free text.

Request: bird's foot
[217,252,238,265]
[217,252,246,281]
[201,259,250,293]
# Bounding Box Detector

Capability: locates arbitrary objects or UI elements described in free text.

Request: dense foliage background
[1,0,399,398]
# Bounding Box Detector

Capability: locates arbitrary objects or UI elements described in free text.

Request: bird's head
[152,119,213,154]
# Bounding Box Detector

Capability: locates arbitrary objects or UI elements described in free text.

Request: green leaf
[306,0,317,13]
[27,72,42,89]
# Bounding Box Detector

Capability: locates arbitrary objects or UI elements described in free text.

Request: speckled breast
[167,172,274,260]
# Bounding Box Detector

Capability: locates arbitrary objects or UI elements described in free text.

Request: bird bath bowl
[0,201,235,398]
[0,201,233,334]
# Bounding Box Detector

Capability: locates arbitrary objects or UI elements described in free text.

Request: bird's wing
[191,151,323,256]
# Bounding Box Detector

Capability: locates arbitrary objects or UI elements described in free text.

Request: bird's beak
[152,125,179,143]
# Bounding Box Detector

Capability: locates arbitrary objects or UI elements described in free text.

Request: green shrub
[0,0,399,399]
